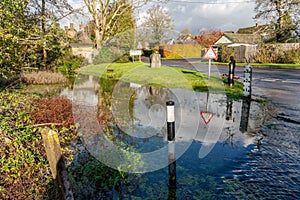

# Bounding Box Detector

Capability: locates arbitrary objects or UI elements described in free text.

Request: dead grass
[21,71,67,84]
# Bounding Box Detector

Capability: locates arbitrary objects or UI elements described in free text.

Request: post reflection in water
[239,98,251,133]
[226,96,233,121]
[168,160,176,199]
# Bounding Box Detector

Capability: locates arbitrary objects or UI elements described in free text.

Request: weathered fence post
[41,127,74,200]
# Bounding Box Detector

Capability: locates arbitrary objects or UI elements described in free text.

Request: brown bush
[21,71,67,84]
[30,96,77,146]
[31,96,74,128]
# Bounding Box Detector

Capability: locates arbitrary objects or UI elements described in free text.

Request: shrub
[115,53,131,63]
[93,47,114,64]
[143,49,154,57]
[280,48,300,64]
[218,45,235,62]
[21,71,67,84]
[256,43,300,64]
[93,47,130,64]
[56,55,86,73]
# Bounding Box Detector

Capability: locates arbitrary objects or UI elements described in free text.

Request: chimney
[70,23,74,31]
[256,22,259,27]
[79,23,84,31]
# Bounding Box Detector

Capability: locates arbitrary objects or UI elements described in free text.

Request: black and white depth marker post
[166,100,176,197]
[167,100,176,161]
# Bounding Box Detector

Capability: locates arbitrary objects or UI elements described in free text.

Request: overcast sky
[66,0,258,35]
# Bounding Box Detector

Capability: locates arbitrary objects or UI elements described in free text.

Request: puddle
[60,74,273,198]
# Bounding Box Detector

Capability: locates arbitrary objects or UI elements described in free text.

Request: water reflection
[64,74,268,157]
[62,74,271,197]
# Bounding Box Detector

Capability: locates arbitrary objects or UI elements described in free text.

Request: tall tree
[0,0,78,77]
[84,1,135,42]
[28,0,77,69]
[179,28,192,36]
[0,0,31,75]
[141,5,174,46]
[84,0,141,48]
[254,0,300,42]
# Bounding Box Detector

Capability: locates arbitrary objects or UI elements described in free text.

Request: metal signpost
[203,46,218,79]
[200,91,213,125]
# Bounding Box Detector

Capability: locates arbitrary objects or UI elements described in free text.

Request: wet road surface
[162,58,300,199]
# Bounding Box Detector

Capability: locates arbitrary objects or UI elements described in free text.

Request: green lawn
[79,62,243,98]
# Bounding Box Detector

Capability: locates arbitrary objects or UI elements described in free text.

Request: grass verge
[79,62,243,98]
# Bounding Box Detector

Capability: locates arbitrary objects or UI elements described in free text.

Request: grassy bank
[80,62,243,98]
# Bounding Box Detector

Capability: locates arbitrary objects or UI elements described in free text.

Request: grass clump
[21,71,67,84]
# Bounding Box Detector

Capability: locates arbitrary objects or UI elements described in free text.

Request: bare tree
[141,5,174,46]
[84,0,149,48]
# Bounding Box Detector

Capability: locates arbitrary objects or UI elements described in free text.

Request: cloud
[140,1,256,35]
[66,0,256,35]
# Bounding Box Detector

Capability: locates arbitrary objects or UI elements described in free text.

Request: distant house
[237,23,268,34]
[195,31,223,45]
[76,24,93,45]
[67,23,95,63]
[168,34,196,44]
[64,23,77,40]
[214,33,262,47]
[213,33,263,62]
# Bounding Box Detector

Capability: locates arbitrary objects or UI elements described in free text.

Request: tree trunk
[94,29,101,48]
[42,0,47,69]
[275,0,283,42]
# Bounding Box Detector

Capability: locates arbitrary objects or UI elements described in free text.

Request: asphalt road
[162,58,300,120]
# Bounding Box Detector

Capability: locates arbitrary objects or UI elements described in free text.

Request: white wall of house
[214,36,232,45]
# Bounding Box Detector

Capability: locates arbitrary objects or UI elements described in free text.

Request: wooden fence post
[41,127,74,200]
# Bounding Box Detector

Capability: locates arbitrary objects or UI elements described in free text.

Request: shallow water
[59,74,289,199]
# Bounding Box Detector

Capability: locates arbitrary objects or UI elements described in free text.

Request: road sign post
[203,46,218,79]
[200,91,213,125]
[130,50,142,63]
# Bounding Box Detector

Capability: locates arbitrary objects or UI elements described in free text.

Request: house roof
[195,32,223,45]
[237,24,269,34]
[173,34,196,44]
[214,33,262,45]
[76,31,93,44]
